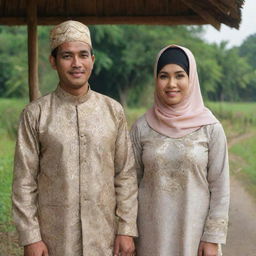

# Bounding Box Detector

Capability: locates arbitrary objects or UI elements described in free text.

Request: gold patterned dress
[12,86,138,256]
[130,115,229,256]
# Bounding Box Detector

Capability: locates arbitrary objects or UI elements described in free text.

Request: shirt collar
[55,84,92,105]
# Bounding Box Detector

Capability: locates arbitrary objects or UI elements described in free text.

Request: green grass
[0,98,26,255]
[230,135,256,198]
[206,101,256,126]
[0,132,22,255]
[0,98,27,140]
[206,101,256,115]
[125,107,146,127]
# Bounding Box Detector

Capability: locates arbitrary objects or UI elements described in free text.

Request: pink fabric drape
[145,45,218,138]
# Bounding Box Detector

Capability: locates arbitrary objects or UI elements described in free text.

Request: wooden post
[27,0,40,101]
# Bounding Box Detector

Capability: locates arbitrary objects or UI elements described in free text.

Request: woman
[130,45,229,256]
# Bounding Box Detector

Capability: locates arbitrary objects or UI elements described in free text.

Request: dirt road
[222,132,256,256]
[222,176,256,256]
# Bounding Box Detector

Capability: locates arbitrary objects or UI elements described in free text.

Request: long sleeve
[114,108,138,237]
[12,108,42,246]
[130,122,144,186]
[201,123,230,244]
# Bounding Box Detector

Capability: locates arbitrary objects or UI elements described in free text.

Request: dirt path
[222,132,256,256]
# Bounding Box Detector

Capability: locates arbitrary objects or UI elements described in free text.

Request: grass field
[0,98,255,254]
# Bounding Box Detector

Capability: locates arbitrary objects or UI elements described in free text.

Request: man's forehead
[58,41,91,52]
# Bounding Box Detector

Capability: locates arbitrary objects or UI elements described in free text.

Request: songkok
[157,47,189,76]
[50,20,92,50]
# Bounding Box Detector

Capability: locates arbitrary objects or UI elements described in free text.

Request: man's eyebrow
[80,50,90,54]
[59,50,72,54]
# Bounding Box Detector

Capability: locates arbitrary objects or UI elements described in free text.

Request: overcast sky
[202,0,255,47]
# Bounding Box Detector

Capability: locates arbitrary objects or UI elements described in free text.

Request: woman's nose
[168,77,177,88]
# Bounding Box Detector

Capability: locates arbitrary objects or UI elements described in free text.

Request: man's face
[50,41,95,94]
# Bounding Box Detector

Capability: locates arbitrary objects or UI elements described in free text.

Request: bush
[0,98,27,139]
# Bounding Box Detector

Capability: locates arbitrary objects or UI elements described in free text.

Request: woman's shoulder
[203,122,227,140]
[131,114,148,131]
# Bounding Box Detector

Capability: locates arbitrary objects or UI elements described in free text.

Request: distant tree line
[0,25,255,106]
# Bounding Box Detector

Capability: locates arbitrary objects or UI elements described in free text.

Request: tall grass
[230,136,256,198]
[0,98,27,139]
[0,98,26,255]
[206,102,256,135]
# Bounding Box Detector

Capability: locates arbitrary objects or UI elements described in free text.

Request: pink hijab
[145,45,218,138]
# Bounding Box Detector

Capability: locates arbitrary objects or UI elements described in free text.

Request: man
[12,20,138,256]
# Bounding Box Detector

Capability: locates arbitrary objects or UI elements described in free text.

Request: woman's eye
[159,75,168,79]
[176,74,185,79]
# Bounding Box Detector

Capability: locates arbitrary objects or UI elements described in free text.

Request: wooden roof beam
[0,15,208,26]
[181,0,221,30]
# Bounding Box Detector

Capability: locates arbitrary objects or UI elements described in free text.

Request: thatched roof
[0,0,244,29]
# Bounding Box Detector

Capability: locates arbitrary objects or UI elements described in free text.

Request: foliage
[0,26,256,105]
[0,26,28,98]
[0,98,27,139]
[89,25,202,105]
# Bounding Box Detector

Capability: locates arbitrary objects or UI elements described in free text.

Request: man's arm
[113,107,138,254]
[12,108,43,247]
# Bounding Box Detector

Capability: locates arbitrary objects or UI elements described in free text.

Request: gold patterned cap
[50,20,92,50]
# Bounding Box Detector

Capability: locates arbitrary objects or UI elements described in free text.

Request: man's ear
[91,55,95,69]
[49,55,57,70]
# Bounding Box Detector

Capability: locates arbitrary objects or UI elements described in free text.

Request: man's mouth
[69,70,85,78]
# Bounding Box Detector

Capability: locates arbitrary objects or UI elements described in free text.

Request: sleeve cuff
[201,217,228,244]
[117,221,138,237]
[201,233,226,244]
[18,228,42,246]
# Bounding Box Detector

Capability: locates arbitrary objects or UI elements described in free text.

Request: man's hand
[114,235,135,256]
[24,240,49,256]
[198,241,218,256]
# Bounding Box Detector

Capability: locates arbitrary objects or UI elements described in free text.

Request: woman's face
[156,64,189,106]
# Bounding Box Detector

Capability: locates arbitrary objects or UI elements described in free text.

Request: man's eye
[62,55,71,59]
[81,54,89,58]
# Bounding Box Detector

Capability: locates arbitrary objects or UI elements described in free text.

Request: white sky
[202,0,255,47]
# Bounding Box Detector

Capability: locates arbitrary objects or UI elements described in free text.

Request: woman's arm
[201,123,230,244]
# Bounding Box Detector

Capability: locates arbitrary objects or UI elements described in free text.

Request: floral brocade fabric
[130,115,229,256]
[12,86,138,256]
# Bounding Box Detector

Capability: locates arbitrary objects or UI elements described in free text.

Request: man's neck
[59,83,89,97]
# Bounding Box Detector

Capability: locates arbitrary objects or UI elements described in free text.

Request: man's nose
[71,56,82,67]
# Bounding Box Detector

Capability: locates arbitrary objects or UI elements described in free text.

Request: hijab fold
[145,45,218,138]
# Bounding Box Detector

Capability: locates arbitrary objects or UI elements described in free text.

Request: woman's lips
[165,91,180,97]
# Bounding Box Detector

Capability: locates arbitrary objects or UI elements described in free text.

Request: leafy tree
[239,34,256,68]
[0,25,255,103]
[89,25,203,106]
[0,26,28,97]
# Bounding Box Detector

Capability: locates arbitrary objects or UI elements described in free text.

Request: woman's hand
[198,241,218,256]
[24,240,49,256]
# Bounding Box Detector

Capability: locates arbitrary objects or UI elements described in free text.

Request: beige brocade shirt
[130,116,229,256]
[12,86,138,256]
